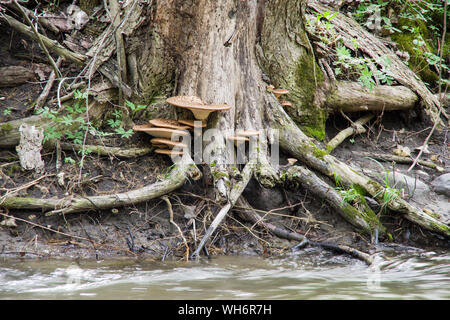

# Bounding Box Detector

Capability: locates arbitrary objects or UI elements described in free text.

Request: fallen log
[326,82,418,113]
[0,155,201,215]
[0,66,35,88]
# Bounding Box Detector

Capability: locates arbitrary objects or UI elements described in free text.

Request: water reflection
[0,247,449,299]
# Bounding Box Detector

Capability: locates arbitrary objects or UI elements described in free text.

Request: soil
[0,4,449,262]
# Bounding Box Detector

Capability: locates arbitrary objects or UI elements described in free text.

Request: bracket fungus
[227,135,249,147]
[178,119,207,128]
[154,149,184,156]
[280,101,292,107]
[272,89,289,99]
[287,158,298,166]
[133,125,189,139]
[151,138,188,149]
[149,118,191,130]
[236,130,260,138]
[166,96,232,120]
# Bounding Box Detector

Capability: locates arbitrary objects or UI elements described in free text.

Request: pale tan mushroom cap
[151,138,188,149]
[133,125,189,139]
[166,95,204,107]
[287,158,298,165]
[236,130,260,137]
[133,123,153,131]
[272,89,289,97]
[227,135,249,146]
[166,96,232,120]
[155,149,184,156]
[280,101,292,107]
[178,119,207,128]
[149,118,191,130]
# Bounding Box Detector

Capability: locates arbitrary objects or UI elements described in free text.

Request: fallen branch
[0,156,201,215]
[353,151,444,172]
[326,113,374,152]
[0,13,86,65]
[34,57,63,110]
[191,161,255,259]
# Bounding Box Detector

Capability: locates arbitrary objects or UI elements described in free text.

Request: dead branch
[191,161,255,259]
[34,57,63,110]
[353,151,444,172]
[0,13,86,65]
[326,113,374,152]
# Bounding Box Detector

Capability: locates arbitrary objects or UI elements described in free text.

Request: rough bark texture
[15,124,45,173]
[0,66,35,87]
[326,82,418,113]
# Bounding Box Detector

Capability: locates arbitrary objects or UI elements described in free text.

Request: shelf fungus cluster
[133,95,233,158]
[166,95,232,121]
[267,85,291,108]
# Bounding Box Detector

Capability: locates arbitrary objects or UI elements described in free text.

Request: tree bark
[0,66,35,87]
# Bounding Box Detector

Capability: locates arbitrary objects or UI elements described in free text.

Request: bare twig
[162,196,189,261]
[13,0,61,78]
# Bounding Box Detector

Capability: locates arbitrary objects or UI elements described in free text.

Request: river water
[0,246,449,300]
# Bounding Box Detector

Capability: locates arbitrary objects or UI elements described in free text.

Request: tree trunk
[1,0,449,240]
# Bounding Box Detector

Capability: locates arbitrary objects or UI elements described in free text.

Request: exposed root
[0,156,201,215]
[283,165,384,235]
[269,99,450,237]
[237,197,373,265]
[162,195,189,261]
[191,161,255,259]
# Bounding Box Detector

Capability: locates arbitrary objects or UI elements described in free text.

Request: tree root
[268,100,450,237]
[283,165,384,235]
[353,151,444,172]
[191,161,255,259]
[58,142,154,158]
[0,156,201,215]
[236,197,373,265]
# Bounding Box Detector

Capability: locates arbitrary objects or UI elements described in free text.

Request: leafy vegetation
[36,91,146,167]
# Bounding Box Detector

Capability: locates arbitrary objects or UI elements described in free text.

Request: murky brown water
[1,246,449,299]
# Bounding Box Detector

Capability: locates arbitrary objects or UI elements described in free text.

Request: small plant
[125,100,147,119]
[3,107,12,116]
